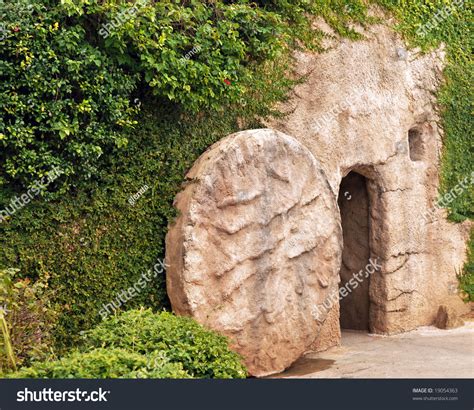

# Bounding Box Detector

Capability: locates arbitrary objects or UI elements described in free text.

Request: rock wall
[265,23,470,341]
[166,23,471,376]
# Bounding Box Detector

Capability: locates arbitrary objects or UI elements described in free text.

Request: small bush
[82,309,247,379]
[0,268,56,374]
[9,348,191,379]
[10,309,247,379]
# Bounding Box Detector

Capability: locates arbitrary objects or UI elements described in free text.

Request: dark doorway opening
[337,171,370,331]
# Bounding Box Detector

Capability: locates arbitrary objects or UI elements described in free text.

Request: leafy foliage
[1,0,371,192]
[0,0,138,193]
[9,348,191,378]
[459,233,474,301]
[0,103,237,348]
[0,268,56,374]
[93,0,285,111]
[62,0,372,111]
[82,309,247,379]
[10,309,246,379]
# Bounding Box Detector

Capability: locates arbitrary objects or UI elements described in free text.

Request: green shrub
[91,0,285,112]
[82,309,247,379]
[1,0,372,192]
[62,0,371,112]
[9,348,191,379]
[0,268,56,374]
[0,104,240,348]
[10,309,247,379]
[0,0,138,193]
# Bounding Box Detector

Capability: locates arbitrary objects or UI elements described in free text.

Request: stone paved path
[272,322,474,378]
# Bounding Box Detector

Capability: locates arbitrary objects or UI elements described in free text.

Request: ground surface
[271,322,474,378]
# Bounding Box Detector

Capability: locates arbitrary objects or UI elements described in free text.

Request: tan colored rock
[308,303,341,353]
[265,22,470,341]
[435,305,464,329]
[166,129,342,376]
[166,22,471,376]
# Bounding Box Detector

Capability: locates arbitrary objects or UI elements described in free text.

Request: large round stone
[166,129,342,376]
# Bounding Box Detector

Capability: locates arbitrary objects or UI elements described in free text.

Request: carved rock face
[166,129,342,376]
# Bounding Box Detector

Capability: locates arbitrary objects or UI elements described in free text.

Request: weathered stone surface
[265,22,471,341]
[435,305,464,329]
[166,129,342,376]
[166,21,471,376]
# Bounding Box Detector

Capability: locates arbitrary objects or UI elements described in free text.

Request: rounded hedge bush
[82,309,247,379]
[9,309,247,379]
[9,348,191,379]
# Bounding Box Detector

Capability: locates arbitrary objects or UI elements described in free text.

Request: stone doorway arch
[336,167,385,334]
[338,170,372,331]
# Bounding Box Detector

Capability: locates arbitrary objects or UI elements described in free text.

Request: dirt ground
[272,321,474,378]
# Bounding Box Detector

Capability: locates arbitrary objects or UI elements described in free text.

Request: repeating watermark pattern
[421,171,474,223]
[98,258,169,319]
[135,352,168,378]
[404,172,473,241]
[416,0,466,38]
[128,184,149,206]
[310,75,383,133]
[311,258,382,321]
[0,166,63,224]
[98,0,148,39]
[311,89,361,133]
[182,45,201,62]
[133,98,142,109]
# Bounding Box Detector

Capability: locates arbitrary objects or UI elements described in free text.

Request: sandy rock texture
[166,22,471,376]
[435,305,464,329]
[265,22,470,341]
[166,129,342,376]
